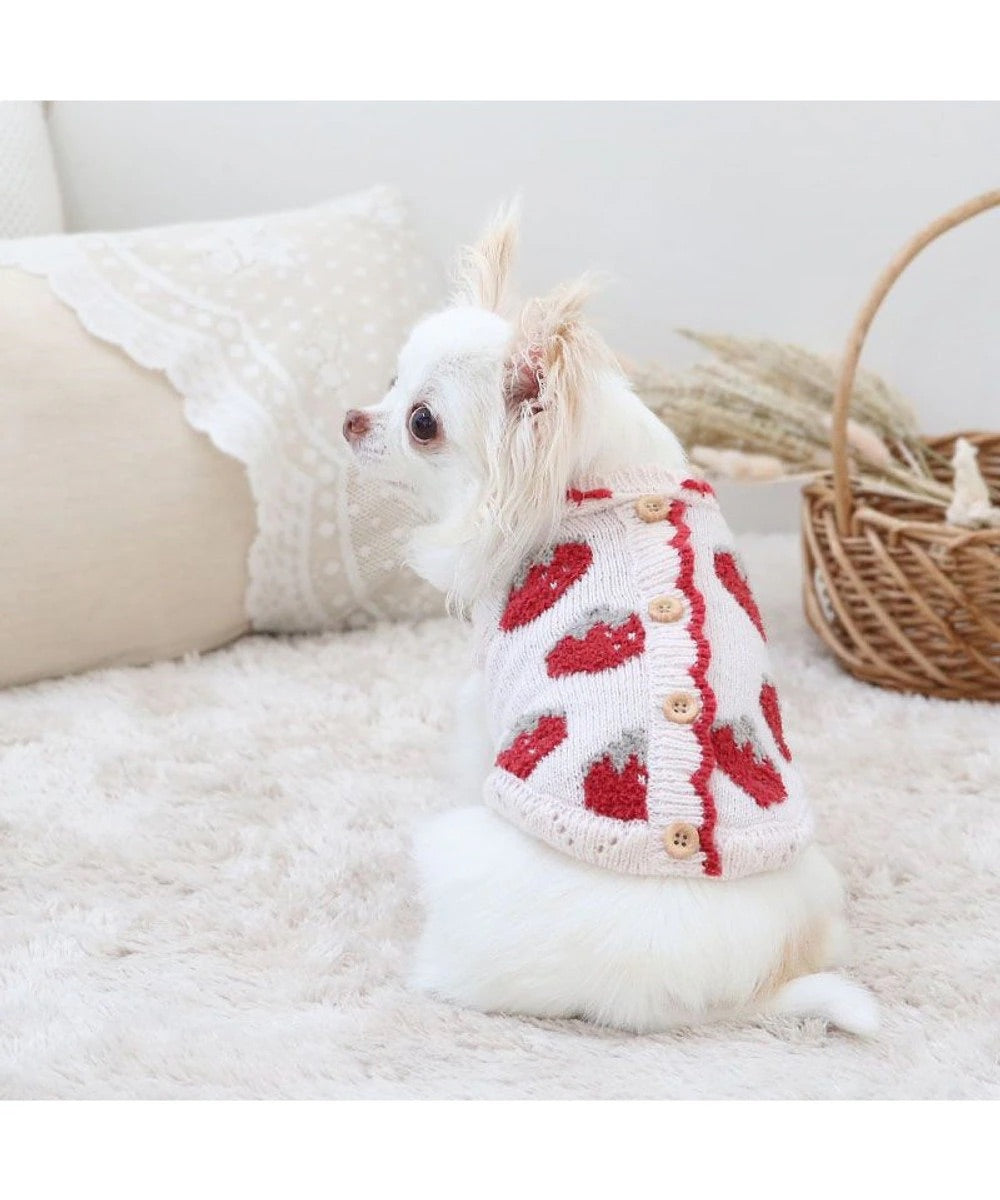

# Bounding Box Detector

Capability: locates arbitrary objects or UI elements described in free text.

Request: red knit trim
[567,487,613,504]
[583,751,648,821]
[668,499,721,876]
[681,478,715,497]
[500,541,592,631]
[714,550,766,640]
[496,713,568,780]
[759,681,791,762]
[711,723,787,808]
[546,612,646,678]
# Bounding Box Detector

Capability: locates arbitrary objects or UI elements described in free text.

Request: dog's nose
[343,409,371,444]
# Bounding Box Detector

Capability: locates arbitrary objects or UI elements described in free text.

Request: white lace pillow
[0,102,64,236]
[0,187,443,688]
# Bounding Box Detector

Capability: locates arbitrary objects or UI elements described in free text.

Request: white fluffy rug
[2,535,998,1100]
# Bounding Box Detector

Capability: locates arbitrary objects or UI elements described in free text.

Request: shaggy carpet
[1,534,997,1100]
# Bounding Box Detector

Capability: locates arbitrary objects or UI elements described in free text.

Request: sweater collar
[565,465,716,513]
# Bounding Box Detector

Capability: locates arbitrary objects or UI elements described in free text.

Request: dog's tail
[764,972,880,1037]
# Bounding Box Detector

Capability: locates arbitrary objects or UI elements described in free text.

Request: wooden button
[634,494,670,523]
[648,594,684,623]
[663,821,700,860]
[663,691,700,724]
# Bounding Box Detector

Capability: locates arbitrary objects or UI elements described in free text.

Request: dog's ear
[505,343,545,412]
[475,274,611,603]
[451,198,521,312]
[504,276,598,415]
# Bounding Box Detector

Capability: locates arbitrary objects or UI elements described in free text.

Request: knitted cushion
[0,187,442,689]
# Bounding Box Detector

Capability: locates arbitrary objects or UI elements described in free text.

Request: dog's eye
[408,404,439,444]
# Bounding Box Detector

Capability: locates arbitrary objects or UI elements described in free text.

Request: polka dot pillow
[0,186,443,687]
[0,101,64,237]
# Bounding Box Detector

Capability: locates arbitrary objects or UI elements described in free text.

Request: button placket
[634,486,703,864]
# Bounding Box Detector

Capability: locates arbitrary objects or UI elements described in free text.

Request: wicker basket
[802,190,1000,701]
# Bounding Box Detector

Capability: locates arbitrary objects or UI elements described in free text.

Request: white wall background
[47,102,1000,530]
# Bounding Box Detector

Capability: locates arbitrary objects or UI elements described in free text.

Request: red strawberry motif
[759,681,791,761]
[500,541,592,632]
[714,550,766,640]
[583,731,648,821]
[711,720,786,808]
[496,712,568,780]
[546,609,645,678]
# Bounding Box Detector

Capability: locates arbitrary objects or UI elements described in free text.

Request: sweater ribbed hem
[484,768,813,879]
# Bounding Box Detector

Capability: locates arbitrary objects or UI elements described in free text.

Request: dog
[343,204,878,1037]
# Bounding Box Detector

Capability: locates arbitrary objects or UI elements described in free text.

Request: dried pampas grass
[690,446,786,482]
[628,331,972,518]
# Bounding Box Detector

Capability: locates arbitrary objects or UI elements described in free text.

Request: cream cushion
[0,271,254,688]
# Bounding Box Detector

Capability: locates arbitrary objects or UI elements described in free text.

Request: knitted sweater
[473,467,814,879]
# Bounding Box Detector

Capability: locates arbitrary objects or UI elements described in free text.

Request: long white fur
[345,204,879,1037]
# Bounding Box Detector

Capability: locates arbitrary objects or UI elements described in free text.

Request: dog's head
[344,202,680,605]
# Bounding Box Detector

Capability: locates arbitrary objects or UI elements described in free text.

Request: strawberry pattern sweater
[473,467,814,879]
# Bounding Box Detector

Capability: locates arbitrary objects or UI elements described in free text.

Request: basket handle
[831,188,1000,534]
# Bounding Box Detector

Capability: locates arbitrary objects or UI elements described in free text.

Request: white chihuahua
[344,205,878,1037]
